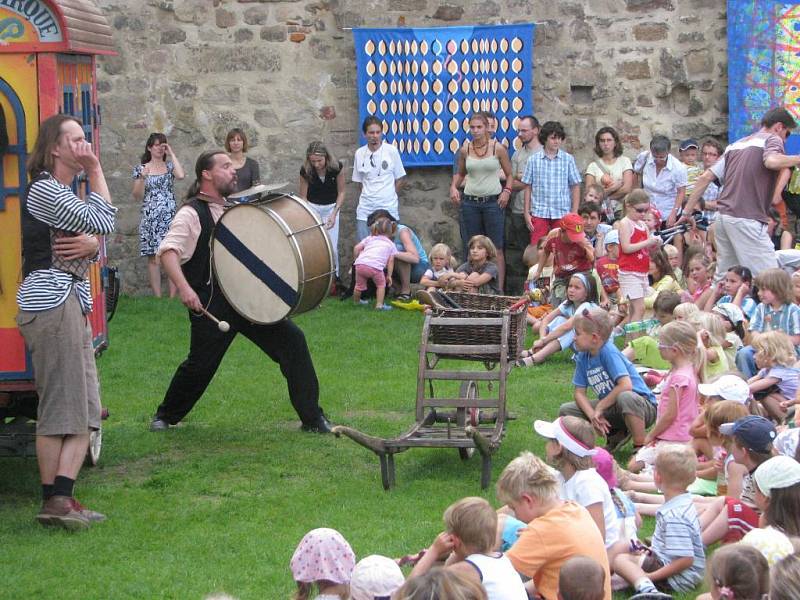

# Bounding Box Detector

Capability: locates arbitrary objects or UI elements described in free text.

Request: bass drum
[211,193,334,324]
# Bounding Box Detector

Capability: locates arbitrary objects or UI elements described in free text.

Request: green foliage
[0,297,700,599]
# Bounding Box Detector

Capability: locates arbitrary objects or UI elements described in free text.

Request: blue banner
[728,1,800,153]
[353,24,535,167]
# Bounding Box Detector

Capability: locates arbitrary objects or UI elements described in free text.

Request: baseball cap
[349,555,405,600]
[753,455,800,497]
[712,302,744,325]
[534,417,597,458]
[679,138,699,151]
[559,213,586,243]
[719,415,777,454]
[603,229,619,247]
[697,375,750,404]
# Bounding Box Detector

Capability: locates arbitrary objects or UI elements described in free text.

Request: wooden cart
[333,293,526,489]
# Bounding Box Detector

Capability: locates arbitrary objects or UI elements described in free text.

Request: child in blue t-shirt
[557,307,657,451]
[703,265,757,320]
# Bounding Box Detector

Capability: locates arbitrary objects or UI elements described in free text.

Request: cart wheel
[457,381,478,460]
[85,429,102,466]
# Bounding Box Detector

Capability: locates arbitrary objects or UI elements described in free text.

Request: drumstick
[199,307,231,332]
[508,297,528,311]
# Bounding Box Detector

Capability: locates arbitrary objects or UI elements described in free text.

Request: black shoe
[301,415,333,433]
[149,417,170,432]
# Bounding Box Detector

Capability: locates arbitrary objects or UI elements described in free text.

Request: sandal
[395,293,412,302]
[515,355,535,368]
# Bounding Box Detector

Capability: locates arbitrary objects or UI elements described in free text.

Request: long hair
[27,114,82,179]
[302,141,338,180]
[707,543,769,600]
[765,483,800,537]
[140,132,167,164]
[649,249,675,282]
[771,552,800,600]
[186,150,225,199]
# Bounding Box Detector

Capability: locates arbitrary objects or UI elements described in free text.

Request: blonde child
[663,243,685,287]
[419,243,461,291]
[695,543,770,600]
[533,416,621,550]
[451,235,500,295]
[353,216,397,310]
[618,190,663,324]
[629,320,700,473]
[690,311,730,382]
[410,497,527,600]
[683,253,712,306]
[712,303,746,367]
[290,528,355,600]
[497,452,612,600]
[612,445,705,598]
[517,273,598,366]
[792,270,800,304]
[395,568,487,600]
[737,267,800,378]
[674,301,700,322]
[557,556,607,600]
[749,330,800,421]
[644,206,661,233]
[771,552,800,600]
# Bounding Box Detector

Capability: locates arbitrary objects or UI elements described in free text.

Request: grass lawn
[0,297,703,599]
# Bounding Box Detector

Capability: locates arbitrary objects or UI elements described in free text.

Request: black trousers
[155,293,323,426]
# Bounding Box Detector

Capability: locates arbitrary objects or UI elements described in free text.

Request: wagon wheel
[457,380,479,460]
[85,429,102,466]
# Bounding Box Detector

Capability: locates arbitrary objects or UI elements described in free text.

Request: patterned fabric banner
[353,24,535,167]
[728,1,800,152]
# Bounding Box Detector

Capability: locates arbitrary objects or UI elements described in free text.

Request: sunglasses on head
[634,206,649,214]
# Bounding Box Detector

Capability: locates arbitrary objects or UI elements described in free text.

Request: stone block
[659,49,686,82]
[289,32,306,42]
[432,5,463,21]
[625,0,675,10]
[472,0,500,18]
[193,47,281,72]
[334,11,364,28]
[390,0,426,9]
[169,81,198,99]
[234,28,254,42]
[632,22,668,41]
[160,28,187,44]
[637,94,654,107]
[260,25,287,41]
[570,18,595,43]
[202,85,241,104]
[685,49,713,76]
[678,31,704,43]
[616,59,651,80]
[216,8,236,28]
[113,15,146,31]
[174,0,211,25]
[253,107,280,127]
[100,54,126,75]
[243,6,269,25]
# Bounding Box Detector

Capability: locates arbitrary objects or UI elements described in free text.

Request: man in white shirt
[352,116,406,241]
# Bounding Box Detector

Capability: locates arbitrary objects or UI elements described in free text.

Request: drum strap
[182,197,215,303]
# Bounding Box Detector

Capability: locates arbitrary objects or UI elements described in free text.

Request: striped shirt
[716,294,756,320]
[651,492,705,592]
[750,302,800,354]
[521,149,581,219]
[17,174,116,314]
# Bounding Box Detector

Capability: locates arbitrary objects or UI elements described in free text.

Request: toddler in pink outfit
[353,216,397,310]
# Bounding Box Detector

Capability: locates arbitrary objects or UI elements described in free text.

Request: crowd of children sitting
[297,177,800,597]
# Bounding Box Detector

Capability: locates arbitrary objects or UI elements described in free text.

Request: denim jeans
[459,195,504,258]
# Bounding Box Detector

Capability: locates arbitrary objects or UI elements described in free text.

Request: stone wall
[97,0,728,294]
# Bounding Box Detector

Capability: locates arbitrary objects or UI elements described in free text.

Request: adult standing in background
[633,135,687,228]
[584,126,633,222]
[685,107,800,278]
[698,139,724,225]
[132,132,185,297]
[352,116,406,242]
[17,114,116,529]
[451,112,514,292]
[225,128,260,193]
[506,115,541,263]
[298,141,345,286]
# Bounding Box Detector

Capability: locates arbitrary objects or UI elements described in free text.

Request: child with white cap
[349,555,405,600]
[595,229,620,310]
[534,416,621,551]
[290,528,356,600]
[711,303,746,367]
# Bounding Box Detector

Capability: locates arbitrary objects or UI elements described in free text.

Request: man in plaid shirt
[522,121,582,266]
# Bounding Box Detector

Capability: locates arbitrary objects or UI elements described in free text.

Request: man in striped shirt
[16,114,116,530]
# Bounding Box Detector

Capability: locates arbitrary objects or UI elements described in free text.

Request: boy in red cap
[528,212,595,304]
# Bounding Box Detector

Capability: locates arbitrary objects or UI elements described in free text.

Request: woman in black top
[298,141,345,280]
[225,128,260,193]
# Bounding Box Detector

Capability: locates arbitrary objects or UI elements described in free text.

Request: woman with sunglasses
[352,116,406,242]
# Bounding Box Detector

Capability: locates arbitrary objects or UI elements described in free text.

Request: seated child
[748,330,800,422]
[683,253,712,306]
[517,273,598,367]
[451,235,501,295]
[674,301,700,322]
[349,555,405,600]
[595,230,620,309]
[711,303,746,368]
[409,497,527,600]
[557,555,607,600]
[662,243,685,287]
[290,528,356,600]
[695,543,770,600]
[558,308,656,451]
[771,552,800,600]
[612,445,705,598]
[498,451,612,600]
[419,242,462,291]
[528,212,595,306]
[395,567,486,600]
[624,291,681,370]
[703,265,757,321]
[533,416,621,550]
[690,311,730,382]
[644,249,682,312]
[592,448,640,543]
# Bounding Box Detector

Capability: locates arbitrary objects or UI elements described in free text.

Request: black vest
[181,197,215,302]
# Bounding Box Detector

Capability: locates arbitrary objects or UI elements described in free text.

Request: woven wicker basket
[430,292,527,361]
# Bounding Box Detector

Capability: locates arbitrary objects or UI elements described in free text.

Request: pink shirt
[353,235,397,270]
[657,364,698,442]
[157,201,225,264]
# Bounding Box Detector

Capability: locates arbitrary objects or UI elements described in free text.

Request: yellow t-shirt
[506,501,612,600]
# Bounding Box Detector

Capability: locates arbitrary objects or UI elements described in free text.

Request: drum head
[228,182,289,202]
[212,204,299,324]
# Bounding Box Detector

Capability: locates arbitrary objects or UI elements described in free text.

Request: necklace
[472,140,489,158]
